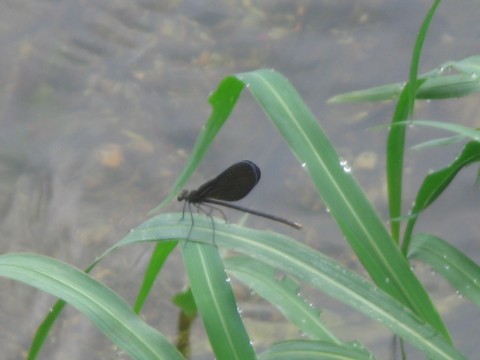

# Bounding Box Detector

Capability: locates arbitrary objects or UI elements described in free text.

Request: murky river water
[0,0,478,358]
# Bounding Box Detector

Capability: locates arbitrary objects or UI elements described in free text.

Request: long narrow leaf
[408,234,480,307]
[388,0,441,241]
[0,253,183,360]
[149,78,244,213]
[28,299,67,360]
[182,243,256,360]
[28,258,103,359]
[386,86,411,241]
[225,256,341,344]
[402,141,480,253]
[237,69,449,338]
[401,120,480,141]
[133,242,177,313]
[328,72,480,103]
[259,340,373,360]
[440,54,480,74]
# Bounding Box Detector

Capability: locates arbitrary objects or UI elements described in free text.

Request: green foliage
[1,0,479,359]
[0,253,183,360]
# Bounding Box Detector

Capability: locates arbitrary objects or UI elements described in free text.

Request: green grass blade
[386,86,410,241]
[224,256,341,344]
[440,54,480,74]
[115,214,464,359]
[29,240,174,358]
[328,82,405,103]
[182,243,256,360]
[236,69,449,338]
[329,73,480,103]
[27,259,103,359]
[172,287,197,317]
[259,340,373,360]
[403,141,480,253]
[408,234,480,307]
[406,0,442,109]
[133,242,177,313]
[410,135,465,150]
[416,74,480,99]
[149,77,245,214]
[0,253,183,360]
[402,120,480,140]
[328,73,480,103]
[27,299,67,360]
[387,0,440,241]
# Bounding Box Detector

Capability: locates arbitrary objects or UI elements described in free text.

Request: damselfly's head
[177,189,189,202]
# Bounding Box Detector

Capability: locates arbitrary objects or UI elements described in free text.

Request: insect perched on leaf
[178,160,302,242]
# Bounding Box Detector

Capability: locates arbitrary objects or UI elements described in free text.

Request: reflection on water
[0,0,478,359]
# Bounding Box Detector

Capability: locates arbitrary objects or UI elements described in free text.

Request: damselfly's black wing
[192,160,261,202]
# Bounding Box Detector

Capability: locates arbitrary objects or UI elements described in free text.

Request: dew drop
[339,158,352,173]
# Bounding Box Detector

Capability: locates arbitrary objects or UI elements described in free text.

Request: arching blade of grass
[410,135,465,150]
[328,70,480,103]
[259,340,373,360]
[408,234,480,307]
[28,298,68,359]
[224,256,341,344]
[403,141,480,253]
[0,253,183,360]
[236,69,449,339]
[387,0,440,241]
[27,241,178,359]
[328,54,480,104]
[114,213,465,360]
[182,243,256,360]
[133,241,177,312]
[440,54,480,74]
[386,85,412,241]
[148,77,245,213]
[400,120,480,141]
